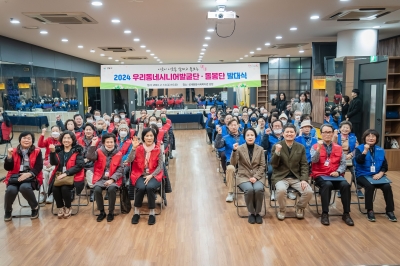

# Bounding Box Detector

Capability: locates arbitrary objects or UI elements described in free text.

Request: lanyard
[369,147,375,165]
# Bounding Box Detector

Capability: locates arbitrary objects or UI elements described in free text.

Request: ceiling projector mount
[207,5,238,38]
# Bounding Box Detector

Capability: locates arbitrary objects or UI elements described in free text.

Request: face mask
[105,121,110,126]
[87,119,93,123]
[51,132,60,138]
[94,116,100,120]
[150,121,156,125]
[119,131,128,138]
[120,115,126,119]
[282,120,287,126]
[248,111,252,115]
[273,129,283,135]
[260,108,264,112]
[233,112,239,116]
[295,115,301,121]
[263,114,268,118]
[96,125,103,130]
[161,117,167,123]
[114,118,120,123]
[250,117,257,122]
[157,123,162,128]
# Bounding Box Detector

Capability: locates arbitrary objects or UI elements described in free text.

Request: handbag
[120,185,132,214]
[8,173,35,185]
[53,172,74,187]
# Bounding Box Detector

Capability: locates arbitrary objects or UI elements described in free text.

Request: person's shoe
[58,208,64,219]
[225,193,234,202]
[4,211,12,222]
[248,214,256,224]
[46,194,53,204]
[90,190,94,202]
[107,213,114,222]
[255,214,263,224]
[63,207,72,219]
[270,191,276,201]
[30,208,39,220]
[104,192,109,201]
[131,214,140,224]
[39,193,46,204]
[97,211,106,222]
[148,215,156,225]
[295,207,304,219]
[357,190,364,199]
[367,210,376,222]
[277,211,285,220]
[386,212,397,222]
[287,191,297,200]
[342,213,354,226]
[337,191,341,198]
[321,213,330,226]
[169,154,173,159]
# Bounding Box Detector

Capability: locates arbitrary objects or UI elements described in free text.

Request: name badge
[105,171,110,177]
[20,165,24,171]
[370,166,376,172]
[324,160,330,167]
[62,166,67,172]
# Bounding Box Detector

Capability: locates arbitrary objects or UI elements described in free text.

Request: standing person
[346,89,362,142]
[305,91,313,112]
[271,93,288,114]
[292,93,311,116]
[341,96,350,122]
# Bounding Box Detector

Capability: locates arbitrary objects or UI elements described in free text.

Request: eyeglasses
[321,131,333,134]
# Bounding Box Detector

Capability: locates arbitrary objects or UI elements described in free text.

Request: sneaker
[270,191,276,201]
[39,193,46,204]
[148,215,156,225]
[31,208,39,220]
[287,191,297,200]
[321,213,330,225]
[107,213,114,222]
[277,211,285,220]
[337,191,341,198]
[255,214,263,224]
[357,190,364,199]
[4,211,12,222]
[97,211,106,222]
[367,210,376,222]
[295,207,304,219]
[386,212,397,222]
[46,195,54,204]
[131,214,140,224]
[225,193,234,202]
[342,213,354,226]
[248,214,256,224]
[63,207,72,219]
[58,208,64,219]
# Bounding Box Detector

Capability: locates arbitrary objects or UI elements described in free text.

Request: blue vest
[217,125,229,152]
[223,134,245,162]
[310,128,317,138]
[255,134,261,146]
[216,100,224,106]
[240,120,251,130]
[295,135,318,163]
[206,100,215,106]
[267,134,283,162]
[338,133,357,152]
[205,113,212,129]
[326,116,341,130]
[354,145,385,177]
[198,101,206,106]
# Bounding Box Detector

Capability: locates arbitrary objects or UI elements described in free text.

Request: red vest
[38,135,60,160]
[108,124,115,133]
[75,131,82,139]
[50,152,85,184]
[311,143,343,178]
[5,148,43,185]
[167,99,175,105]
[92,149,123,186]
[117,138,132,156]
[130,144,163,185]
[1,122,12,141]
[157,129,166,144]
[162,123,171,131]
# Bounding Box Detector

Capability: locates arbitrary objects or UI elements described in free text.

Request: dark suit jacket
[270,141,309,186]
[347,96,362,123]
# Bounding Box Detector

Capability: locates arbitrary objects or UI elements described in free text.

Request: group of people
[206,92,396,225]
[3,107,174,225]
[145,95,184,110]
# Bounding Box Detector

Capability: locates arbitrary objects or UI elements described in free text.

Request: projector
[207,11,236,23]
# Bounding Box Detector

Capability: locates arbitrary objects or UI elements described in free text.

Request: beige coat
[292,102,311,115]
[230,144,266,185]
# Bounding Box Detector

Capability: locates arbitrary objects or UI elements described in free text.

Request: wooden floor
[1,130,400,266]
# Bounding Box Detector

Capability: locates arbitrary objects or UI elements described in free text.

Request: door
[113,89,128,112]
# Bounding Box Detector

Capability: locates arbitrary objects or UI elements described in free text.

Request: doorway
[113,89,128,112]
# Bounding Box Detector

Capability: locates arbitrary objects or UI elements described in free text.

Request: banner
[100,63,261,89]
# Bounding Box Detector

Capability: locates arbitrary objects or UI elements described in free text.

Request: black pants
[357,176,394,212]
[4,183,38,212]
[220,151,227,173]
[315,177,351,213]
[53,184,74,208]
[134,177,161,209]
[206,130,213,143]
[94,185,118,213]
[351,122,361,143]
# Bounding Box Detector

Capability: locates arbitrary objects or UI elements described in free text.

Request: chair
[12,187,42,218]
[51,185,90,216]
[0,125,13,160]
[92,186,122,216]
[270,186,301,218]
[308,179,343,216]
[134,179,164,216]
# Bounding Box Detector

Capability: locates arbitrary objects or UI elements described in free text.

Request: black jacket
[50,145,84,176]
[341,103,349,121]
[347,96,362,123]
[272,99,288,114]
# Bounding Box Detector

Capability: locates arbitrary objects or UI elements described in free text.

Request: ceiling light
[250,51,254,54]
[133,38,140,42]
[203,44,208,47]
[78,45,83,48]
[290,27,297,31]
[236,60,239,62]
[124,30,131,34]
[200,52,204,55]
[150,53,154,56]
[10,19,20,24]
[207,28,214,32]
[140,45,146,48]
[108,57,112,59]
[201,48,206,51]
[373,26,380,28]
[265,42,271,46]
[40,31,48,34]
[215,0,227,3]
[256,48,261,50]
[276,36,282,39]
[160,62,163,63]
[286,55,290,57]
[115,60,119,62]
[61,39,68,42]
[121,62,125,64]
[146,50,151,52]
[157,59,160,61]
[111,19,120,23]
[90,49,95,53]
[240,57,243,59]
[340,0,349,1]
[199,56,203,58]
[154,57,158,59]
[310,15,320,20]
[205,37,211,40]
[91,1,103,6]
[100,54,105,56]
[245,55,248,57]
[299,50,304,53]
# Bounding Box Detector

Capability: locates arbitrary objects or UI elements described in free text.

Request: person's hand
[91,136,99,146]
[330,171,339,177]
[364,144,370,151]
[233,143,239,151]
[84,158,89,163]
[317,140,323,151]
[345,154,352,160]
[49,144,56,152]
[104,179,115,187]
[291,98,295,103]
[275,144,282,153]
[132,136,140,149]
[217,126,222,135]
[7,148,13,158]
[144,175,153,185]
[42,128,47,136]
[300,180,309,190]
[265,128,271,135]
[56,115,61,121]
[249,177,257,184]
[57,173,67,180]
[372,172,384,180]
[18,172,32,182]
[44,160,51,168]
[298,128,303,136]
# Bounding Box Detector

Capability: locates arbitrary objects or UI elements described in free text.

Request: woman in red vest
[126,128,163,225]
[49,131,85,219]
[4,131,43,221]
[86,133,123,222]
[65,119,82,139]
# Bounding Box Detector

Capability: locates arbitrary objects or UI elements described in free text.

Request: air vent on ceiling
[322,6,399,21]
[121,56,148,60]
[251,54,277,58]
[22,12,98,24]
[99,47,134,52]
[271,43,308,49]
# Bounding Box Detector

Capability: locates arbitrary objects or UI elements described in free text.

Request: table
[167,114,204,129]
[9,116,49,130]
[6,111,78,129]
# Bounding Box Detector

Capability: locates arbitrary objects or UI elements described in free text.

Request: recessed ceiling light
[286,55,291,57]
[205,37,211,40]
[290,27,297,31]
[215,0,227,3]
[340,0,349,1]
[108,57,112,59]
[133,38,140,42]
[121,62,125,64]
[115,60,119,62]
[91,1,103,6]
[373,26,380,28]
[265,42,271,46]
[207,28,215,32]
[78,45,83,48]
[10,19,20,24]
[250,51,254,54]
[310,15,320,20]
[203,44,208,47]
[299,50,304,53]
[146,50,151,52]
[111,19,120,23]
[157,59,160,61]
[40,30,48,34]
[256,48,261,50]
[90,49,95,53]
[384,20,400,24]
[240,57,243,59]
[124,30,131,34]
[100,54,105,56]
[140,45,146,48]
[150,53,154,56]
[61,39,68,42]
[201,48,206,51]
[199,56,203,58]
[236,60,239,62]
[160,62,163,63]
[154,57,158,59]
[200,52,204,55]
[245,55,248,57]
[276,36,282,39]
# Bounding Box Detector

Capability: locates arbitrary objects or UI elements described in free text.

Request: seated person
[295,120,318,164]
[215,119,245,202]
[4,132,43,221]
[230,128,266,224]
[86,113,95,124]
[48,131,84,219]
[256,117,267,138]
[239,112,251,130]
[292,110,302,132]
[118,109,131,125]
[65,119,81,139]
[103,115,113,133]
[134,109,149,127]
[249,113,258,129]
[354,129,397,222]
[86,134,123,222]
[271,124,313,220]
[311,124,354,226]
[116,124,133,182]
[279,113,289,126]
[324,110,341,130]
[126,129,163,226]
[95,118,109,136]
[156,117,169,151]
[300,114,317,138]
[93,109,102,121]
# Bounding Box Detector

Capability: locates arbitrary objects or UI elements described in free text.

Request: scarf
[143,143,156,168]
[19,147,30,169]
